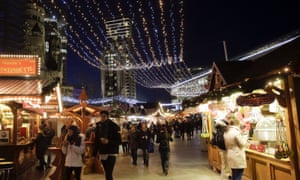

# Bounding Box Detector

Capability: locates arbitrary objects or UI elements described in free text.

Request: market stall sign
[0,57,38,77]
[236,93,275,106]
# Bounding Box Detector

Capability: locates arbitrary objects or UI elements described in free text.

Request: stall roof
[63,104,109,115]
[0,79,63,114]
[0,79,50,96]
[183,35,300,108]
[210,36,300,90]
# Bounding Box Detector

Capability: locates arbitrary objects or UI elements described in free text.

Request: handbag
[148,140,154,153]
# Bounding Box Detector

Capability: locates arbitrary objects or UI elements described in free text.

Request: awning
[0,79,49,96]
[0,79,63,113]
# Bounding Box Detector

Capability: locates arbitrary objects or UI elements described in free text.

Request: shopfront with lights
[182,38,300,179]
[0,54,63,178]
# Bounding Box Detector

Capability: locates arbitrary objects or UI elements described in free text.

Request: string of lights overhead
[39,0,193,89]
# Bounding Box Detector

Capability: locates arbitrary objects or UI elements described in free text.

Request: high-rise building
[0,0,45,55]
[44,16,67,84]
[102,18,136,99]
[0,0,25,52]
[0,0,66,84]
[23,0,45,64]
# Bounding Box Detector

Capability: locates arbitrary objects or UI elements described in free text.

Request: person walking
[137,123,152,167]
[156,123,173,175]
[92,111,121,180]
[223,114,248,180]
[128,124,139,165]
[45,121,55,168]
[120,122,129,154]
[62,125,86,180]
[35,121,53,171]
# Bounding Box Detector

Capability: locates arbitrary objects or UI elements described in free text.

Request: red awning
[0,79,49,96]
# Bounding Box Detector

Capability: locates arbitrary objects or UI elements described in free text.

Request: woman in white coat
[62,125,86,180]
[223,114,248,180]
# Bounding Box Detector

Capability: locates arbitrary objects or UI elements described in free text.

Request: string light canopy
[39,0,193,89]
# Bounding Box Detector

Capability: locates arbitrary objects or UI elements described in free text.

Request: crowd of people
[32,110,247,180]
[31,111,205,180]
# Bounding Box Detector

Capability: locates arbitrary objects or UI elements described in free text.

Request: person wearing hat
[62,125,86,180]
[92,110,121,180]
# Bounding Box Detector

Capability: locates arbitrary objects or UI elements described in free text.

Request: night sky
[66,1,300,103]
[184,1,300,68]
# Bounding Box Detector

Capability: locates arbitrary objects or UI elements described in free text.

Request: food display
[236,102,290,159]
[254,117,277,142]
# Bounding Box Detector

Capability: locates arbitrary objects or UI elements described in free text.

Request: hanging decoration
[39,0,192,89]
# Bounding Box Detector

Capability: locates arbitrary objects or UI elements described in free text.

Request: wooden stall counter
[243,149,294,180]
[48,147,65,180]
[48,141,104,180]
[0,141,36,179]
[83,141,104,175]
[208,143,221,172]
[208,144,295,180]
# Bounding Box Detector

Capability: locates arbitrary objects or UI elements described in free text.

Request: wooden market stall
[183,36,300,180]
[59,92,109,177]
[0,54,63,179]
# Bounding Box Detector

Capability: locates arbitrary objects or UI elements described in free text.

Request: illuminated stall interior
[0,54,63,144]
[182,37,300,180]
[0,79,62,144]
[0,54,63,179]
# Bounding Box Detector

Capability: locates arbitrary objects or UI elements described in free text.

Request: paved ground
[19,132,220,180]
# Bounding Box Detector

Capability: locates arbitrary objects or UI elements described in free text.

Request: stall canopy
[0,79,63,114]
[183,35,300,108]
[212,36,300,89]
[0,79,49,98]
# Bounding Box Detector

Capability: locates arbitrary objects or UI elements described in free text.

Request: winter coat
[44,127,55,146]
[121,128,129,143]
[92,119,121,156]
[137,129,152,150]
[156,127,172,153]
[62,134,86,167]
[35,132,49,159]
[223,125,247,169]
[128,130,138,149]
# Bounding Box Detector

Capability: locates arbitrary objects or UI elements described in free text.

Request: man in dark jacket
[92,111,121,180]
[45,121,55,168]
[156,123,173,175]
[137,123,152,167]
[128,124,138,165]
[35,121,54,170]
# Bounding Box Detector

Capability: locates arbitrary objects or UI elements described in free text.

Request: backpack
[211,126,226,150]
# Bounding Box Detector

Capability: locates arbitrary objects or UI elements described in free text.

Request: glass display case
[254,117,277,142]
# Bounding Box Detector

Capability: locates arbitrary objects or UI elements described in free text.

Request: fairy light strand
[39,0,192,89]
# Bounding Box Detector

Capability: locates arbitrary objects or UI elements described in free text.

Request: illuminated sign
[0,57,39,77]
